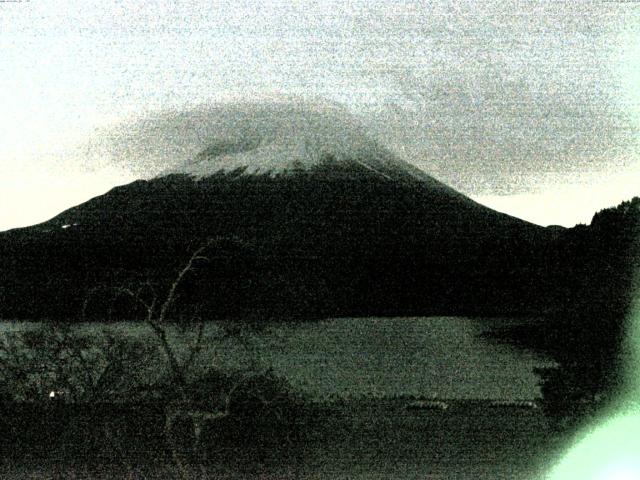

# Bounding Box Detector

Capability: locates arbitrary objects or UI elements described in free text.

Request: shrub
[0,323,156,403]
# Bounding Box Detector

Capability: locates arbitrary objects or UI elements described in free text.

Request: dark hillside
[0,167,552,321]
[486,197,640,427]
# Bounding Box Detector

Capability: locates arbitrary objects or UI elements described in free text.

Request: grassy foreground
[0,399,560,479]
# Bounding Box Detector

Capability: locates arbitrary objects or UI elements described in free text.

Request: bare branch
[115,287,154,315]
[158,240,215,323]
[66,342,95,396]
[183,320,204,374]
[147,320,187,390]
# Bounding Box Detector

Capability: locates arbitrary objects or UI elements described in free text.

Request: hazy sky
[1,0,639,230]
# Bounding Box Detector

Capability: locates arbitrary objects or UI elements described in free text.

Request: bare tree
[81,237,265,477]
[0,237,293,478]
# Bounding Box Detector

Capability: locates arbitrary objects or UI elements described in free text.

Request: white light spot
[61,224,71,229]
[49,391,55,398]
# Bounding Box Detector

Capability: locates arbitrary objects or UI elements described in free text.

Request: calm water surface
[0,316,555,401]
[256,317,554,400]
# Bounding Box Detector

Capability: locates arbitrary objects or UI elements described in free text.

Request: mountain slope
[0,105,553,321]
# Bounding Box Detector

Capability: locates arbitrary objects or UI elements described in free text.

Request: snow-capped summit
[151,102,459,196]
[176,104,397,176]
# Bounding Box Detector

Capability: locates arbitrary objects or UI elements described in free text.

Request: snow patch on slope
[158,103,461,197]
[85,100,461,193]
[165,102,407,179]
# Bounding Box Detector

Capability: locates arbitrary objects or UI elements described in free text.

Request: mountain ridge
[0,104,554,321]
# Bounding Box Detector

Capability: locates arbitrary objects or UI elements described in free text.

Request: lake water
[253,317,555,400]
[0,316,555,401]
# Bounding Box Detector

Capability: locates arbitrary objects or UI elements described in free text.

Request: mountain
[0,104,556,321]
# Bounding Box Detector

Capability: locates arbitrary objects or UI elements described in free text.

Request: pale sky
[1,0,639,230]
